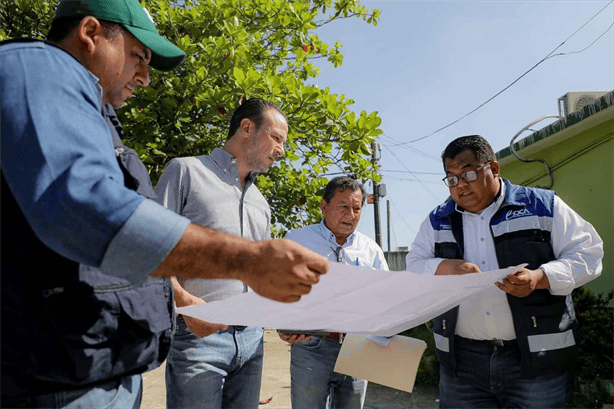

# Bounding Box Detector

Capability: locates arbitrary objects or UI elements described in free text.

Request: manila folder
[334,334,427,393]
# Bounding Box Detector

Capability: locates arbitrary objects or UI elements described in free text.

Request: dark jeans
[439,336,570,409]
[1,374,142,409]
[291,337,367,409]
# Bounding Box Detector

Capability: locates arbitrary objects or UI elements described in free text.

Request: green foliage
[568,287,614,409]
[0,0,54,39]
[1,0,383,235]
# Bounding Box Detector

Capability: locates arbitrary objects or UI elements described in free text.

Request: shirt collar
[83,69,103,109]
[318,218,356,247]
[454,177,506,216]
[210,148,257,184]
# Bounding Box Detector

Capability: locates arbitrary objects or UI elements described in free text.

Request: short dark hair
[227,98,286,140]
[47,16,124,42]
[441,135,496,168]
[322,176,366,206]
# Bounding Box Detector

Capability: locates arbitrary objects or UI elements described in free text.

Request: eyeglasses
[442,163,491,187]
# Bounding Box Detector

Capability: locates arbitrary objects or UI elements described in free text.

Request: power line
[545,21,614,60]
[383,142,441,160]
[387,196,417,235]
[379,133,404,145]
[390,218,398,250]
[380,169,442,175]
[389,177,442,185]
[392,0,613,145]
[382,144,443,203]
[380,135,440,161]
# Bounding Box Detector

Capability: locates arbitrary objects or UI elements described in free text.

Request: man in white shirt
[406,135,603,408]
[279,176,388,409]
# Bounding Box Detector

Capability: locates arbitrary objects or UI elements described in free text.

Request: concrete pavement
[141,330,438,409]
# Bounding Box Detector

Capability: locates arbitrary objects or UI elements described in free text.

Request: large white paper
[178,264,524,336]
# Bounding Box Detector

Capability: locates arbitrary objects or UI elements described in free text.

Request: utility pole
[387,200,391,252]
[371,141,382,248]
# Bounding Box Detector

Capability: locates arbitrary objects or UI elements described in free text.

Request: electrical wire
[390,220,398,251]
[380,169,442,175]
[387,196,417,235]
[382,144,444,203]
[391,1,613,145]
[545,21,614,60]
[388,177,442,185]
[380,134,440,160]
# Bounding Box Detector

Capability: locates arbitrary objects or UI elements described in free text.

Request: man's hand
[239,239,329,303]
[181,296,228,338]
[495,267,550,297]
[435,259,481,276]
[155,226,328,303]
[171,276,227,337]
[278,332,312,344]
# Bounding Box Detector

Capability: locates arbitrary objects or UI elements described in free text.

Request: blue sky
[308,0,613,251]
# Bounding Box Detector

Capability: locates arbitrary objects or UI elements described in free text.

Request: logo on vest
[506,208,531,220]
[439,223,452,230]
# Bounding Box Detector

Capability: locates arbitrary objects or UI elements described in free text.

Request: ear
[320,199,328,215]
[490,161,500,178]
[239,117,253,138]
[76,16,105,53]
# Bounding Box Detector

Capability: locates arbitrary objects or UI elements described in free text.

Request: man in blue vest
[0,1,327,407]
[406,135,603,408]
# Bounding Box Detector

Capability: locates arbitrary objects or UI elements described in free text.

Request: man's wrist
[536,266,551,289]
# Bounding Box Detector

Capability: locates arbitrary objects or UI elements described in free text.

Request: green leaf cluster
[568,287,614,408]
[2,0,383,235]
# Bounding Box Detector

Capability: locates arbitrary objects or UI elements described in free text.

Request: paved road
[142,330,439,409]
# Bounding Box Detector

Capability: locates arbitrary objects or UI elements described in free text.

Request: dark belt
[322,332,345,343]
[455,335,518,347]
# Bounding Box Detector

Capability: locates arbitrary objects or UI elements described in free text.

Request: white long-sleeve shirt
[406,182,603,340]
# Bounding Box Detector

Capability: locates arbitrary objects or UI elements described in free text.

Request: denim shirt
[0,40,189,284]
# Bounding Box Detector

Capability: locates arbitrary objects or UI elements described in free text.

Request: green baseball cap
[54,0,185,71]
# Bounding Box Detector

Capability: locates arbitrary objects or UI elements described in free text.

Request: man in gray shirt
[155,99,288,409]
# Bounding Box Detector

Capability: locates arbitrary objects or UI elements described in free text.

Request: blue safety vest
[430,179,578,377]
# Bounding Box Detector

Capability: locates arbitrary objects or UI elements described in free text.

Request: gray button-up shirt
[155,148,271,301]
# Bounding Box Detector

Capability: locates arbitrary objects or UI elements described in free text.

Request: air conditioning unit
[557,92,608,117]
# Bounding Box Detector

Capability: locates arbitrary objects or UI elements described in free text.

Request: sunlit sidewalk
[141,330,439,409]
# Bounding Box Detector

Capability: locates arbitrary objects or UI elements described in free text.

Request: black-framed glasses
[330,246,343,262]
[442,163,491,187]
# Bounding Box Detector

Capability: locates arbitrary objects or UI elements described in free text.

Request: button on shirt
[285,220,388,270]
[455,183,513,340]
[154,148,271,301]
[406,180,603,340]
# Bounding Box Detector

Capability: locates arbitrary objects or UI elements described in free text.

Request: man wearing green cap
[0,1,328,407]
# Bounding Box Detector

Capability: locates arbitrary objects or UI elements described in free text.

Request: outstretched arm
[154,225,329,303]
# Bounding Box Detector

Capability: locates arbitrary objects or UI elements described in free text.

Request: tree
[1,0,383,235]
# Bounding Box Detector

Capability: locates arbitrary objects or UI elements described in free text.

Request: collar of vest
[434,178,526,218]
